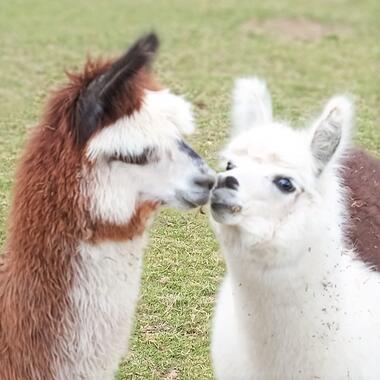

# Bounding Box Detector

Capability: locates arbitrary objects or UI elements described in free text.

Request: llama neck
[54,236,148,379]
[220,225,350,362]
[0,127,88,378]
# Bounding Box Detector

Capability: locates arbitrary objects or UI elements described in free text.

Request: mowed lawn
[0,0,379,378]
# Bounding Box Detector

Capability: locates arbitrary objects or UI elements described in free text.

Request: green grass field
[0,1,379,378]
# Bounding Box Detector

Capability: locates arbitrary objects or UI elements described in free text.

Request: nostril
[215,175,239,190]
[224,176,239,190]
[194,175,215,190]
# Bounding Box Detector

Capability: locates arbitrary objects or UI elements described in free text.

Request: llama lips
[210,190,242,214]
[175,191,210,209]
[211,202,242,214]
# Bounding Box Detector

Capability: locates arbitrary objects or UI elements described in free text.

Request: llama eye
[273,177,296,194]
[109,148,158,166]
[226,161,235,171]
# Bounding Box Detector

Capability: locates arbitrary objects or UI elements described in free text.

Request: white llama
[210,77,380,380]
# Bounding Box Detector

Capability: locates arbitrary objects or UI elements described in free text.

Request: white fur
[211,77,380,380]
[311,95,354,144]
[86,89,212,225]
[55,236,149,380]
[87,89,195,161]
[231,77,273,137]
[86,144,212,226]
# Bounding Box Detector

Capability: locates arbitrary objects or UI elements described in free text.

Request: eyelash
[109,153,149,165]
[109,148,158,165]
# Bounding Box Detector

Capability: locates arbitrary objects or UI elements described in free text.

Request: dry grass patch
[242,17,351,41]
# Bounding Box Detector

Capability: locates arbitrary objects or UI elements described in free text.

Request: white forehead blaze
[225,123,312,171]
[86,89,195,160]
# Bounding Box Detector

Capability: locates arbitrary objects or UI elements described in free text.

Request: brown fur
[89,201,159,244]
[0,124,85,379]
[85,61,160,123]
[343,148,380,270]
[0,56,157,379]
[60,59,159,148]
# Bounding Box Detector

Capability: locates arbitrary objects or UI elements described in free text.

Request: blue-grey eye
[226,161,235,171]
[273,176,296,193]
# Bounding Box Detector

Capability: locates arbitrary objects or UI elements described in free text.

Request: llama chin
[210,77,380,380]
[0,33,215,380]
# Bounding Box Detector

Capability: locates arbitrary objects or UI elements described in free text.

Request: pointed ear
[231,77,273,137]
[75,32,159,147]
[310,95,354,174]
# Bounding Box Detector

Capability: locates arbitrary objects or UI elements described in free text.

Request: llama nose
[194,174,215,190]
[216,175,239,190]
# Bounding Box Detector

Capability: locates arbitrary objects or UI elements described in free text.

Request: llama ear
[310,96,354,174]
[231,77,273,137]
[75,32,159,147]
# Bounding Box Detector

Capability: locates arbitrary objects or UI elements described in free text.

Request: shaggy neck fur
[0,95,156,380]
[0,127,84,380]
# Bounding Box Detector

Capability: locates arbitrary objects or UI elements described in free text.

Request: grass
[0,0,379,378]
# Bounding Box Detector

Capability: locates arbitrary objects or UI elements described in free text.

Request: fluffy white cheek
[233,196,298,252]
[239,217,275,244]
[84,162,139,225]
[276,200,324,251]
[131,162,181,204]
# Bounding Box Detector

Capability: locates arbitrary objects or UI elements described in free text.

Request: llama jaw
[175,184,214,209]
[210,188,242,223]
[172,162,215,209]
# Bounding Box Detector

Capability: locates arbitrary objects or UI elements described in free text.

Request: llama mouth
[210,189,242,215]
[180,197,198,208]
[210,199,242,224]
[176,192,210,209]
[211,201,242,214]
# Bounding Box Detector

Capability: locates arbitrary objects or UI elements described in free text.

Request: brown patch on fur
[0,121,87,379]
[81,60,160,123]
[343,148,380,270]
[0,44,161,378]
[89,201,158,244]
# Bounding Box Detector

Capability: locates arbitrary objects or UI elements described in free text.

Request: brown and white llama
[0,33,215,380]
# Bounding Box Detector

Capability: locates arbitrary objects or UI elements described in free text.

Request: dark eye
[273,177,296,194]
[226,161,235,171]
[109,148,158,165]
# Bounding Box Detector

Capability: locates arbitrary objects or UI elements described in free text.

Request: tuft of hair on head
[231,76,273,137]
[155,90,195,135]
[74,32,160,148]
[310,95,354,175]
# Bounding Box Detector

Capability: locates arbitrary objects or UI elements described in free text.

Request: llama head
[211,77,354,265]
[67,33,214,225]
